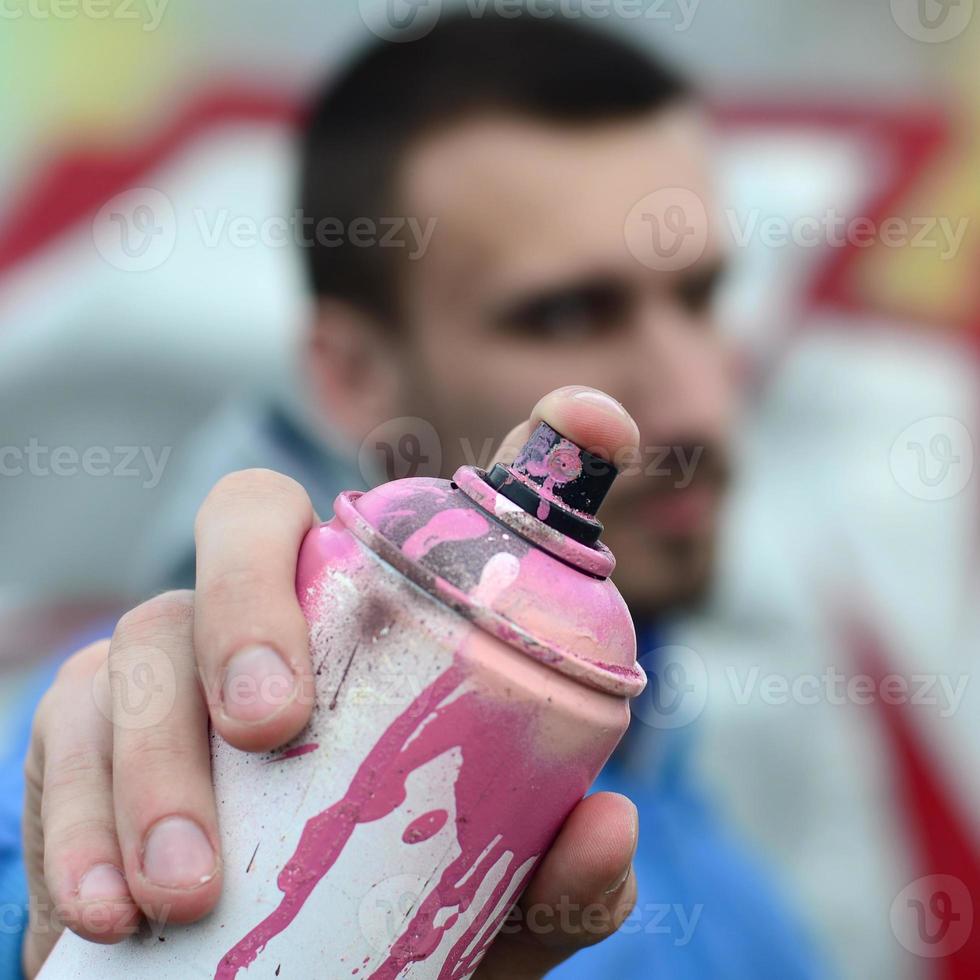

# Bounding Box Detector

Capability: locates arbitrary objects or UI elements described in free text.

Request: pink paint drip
[214,659,591,980]
[401,809,449,844]
[264,743,319,764]
[401,509,490,561]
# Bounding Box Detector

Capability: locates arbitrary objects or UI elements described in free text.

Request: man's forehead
[400,106,717,291]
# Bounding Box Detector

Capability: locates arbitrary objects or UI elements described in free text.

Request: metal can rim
[333,489,647,700]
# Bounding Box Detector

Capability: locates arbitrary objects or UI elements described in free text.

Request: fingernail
[142,817,217,889]
[221,645,297,724]
[77,864,128,903]
[604,801,639,895]
[561,386,628,414]
[604,864,633,896]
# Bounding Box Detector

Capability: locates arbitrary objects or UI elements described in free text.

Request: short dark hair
[299,11,691,324]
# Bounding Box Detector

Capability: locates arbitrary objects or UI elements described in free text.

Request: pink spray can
[39,421,645,979]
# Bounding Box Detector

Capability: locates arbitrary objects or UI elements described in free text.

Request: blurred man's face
[392,106,735,617]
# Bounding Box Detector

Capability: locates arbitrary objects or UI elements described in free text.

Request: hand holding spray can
[40,395,646,979]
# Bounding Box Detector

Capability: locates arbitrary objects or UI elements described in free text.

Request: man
[7,12,826,979]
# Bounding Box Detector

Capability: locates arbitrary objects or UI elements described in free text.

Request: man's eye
[499,285,629,340]
[676,264,726,315]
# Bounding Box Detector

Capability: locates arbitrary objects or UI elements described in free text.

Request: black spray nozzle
[485,422,618,546]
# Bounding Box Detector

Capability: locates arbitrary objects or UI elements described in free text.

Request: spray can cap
[485,421,618,546]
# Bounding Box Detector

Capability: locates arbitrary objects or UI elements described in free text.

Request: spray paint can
[40,421,645,979]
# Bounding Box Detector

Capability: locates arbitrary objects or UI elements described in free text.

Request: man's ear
[305,299,405,450]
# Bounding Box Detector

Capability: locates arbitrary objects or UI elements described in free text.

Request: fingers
[25,593,224,975]
[108,591,222,925]
[518,792,638,945]
[532,386,640,462]
[491,386,640,469]
[474,792,638,980]
[193,469,317,751]
[27,641,139,965]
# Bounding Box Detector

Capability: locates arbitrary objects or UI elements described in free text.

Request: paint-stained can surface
[40,424,645,979]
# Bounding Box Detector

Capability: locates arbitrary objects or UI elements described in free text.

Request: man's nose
[624,304,728,446]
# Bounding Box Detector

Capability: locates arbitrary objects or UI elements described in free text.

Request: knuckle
[196,563,271,614]
[46,813,118,855]
[53,640,110,688]
[113,592,194,649]
[44,747,112,797]
[196,468,310,537]
[30,687,57,746]
[119,728,200,781]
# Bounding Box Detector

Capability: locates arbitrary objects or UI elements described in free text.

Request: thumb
[491,386,639,469]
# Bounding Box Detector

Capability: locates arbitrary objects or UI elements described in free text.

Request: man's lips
[633,482,718,535]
